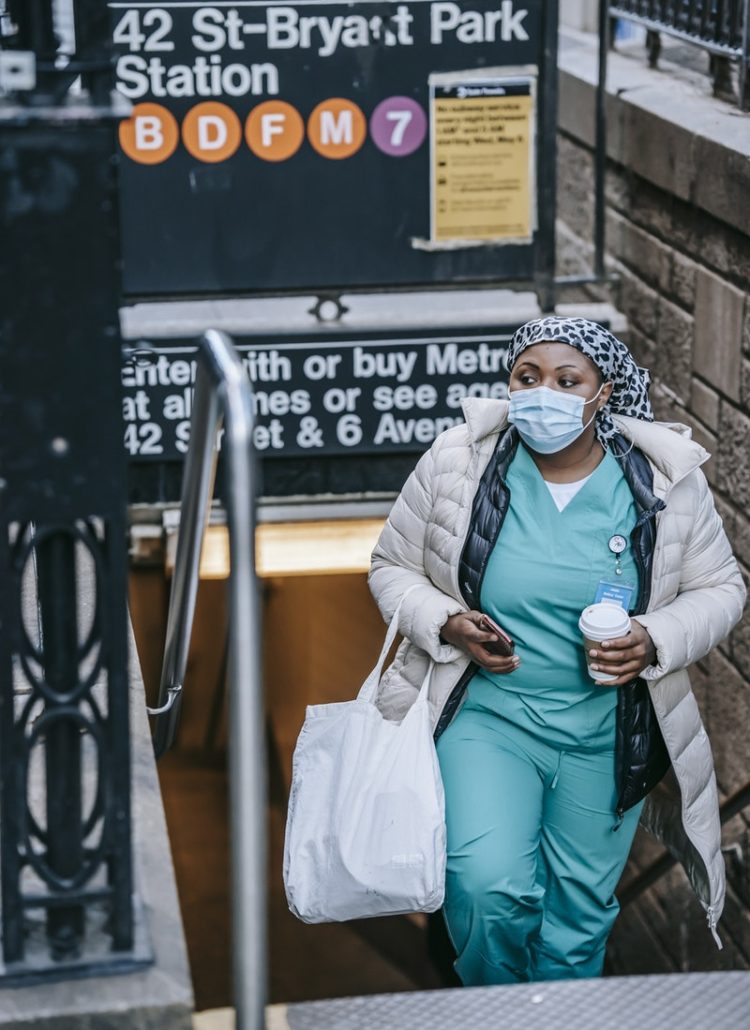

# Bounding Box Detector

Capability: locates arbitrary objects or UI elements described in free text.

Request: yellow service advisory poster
[430,77,535,244]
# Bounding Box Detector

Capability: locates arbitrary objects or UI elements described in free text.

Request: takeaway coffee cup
[578,602,632,683]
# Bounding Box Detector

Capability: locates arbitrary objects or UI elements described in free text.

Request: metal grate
[280,971,750,1030]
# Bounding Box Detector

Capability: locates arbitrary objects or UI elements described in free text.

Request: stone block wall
[556,34,750,972]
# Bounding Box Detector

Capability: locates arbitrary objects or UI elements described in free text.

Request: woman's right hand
[441,611,520,674]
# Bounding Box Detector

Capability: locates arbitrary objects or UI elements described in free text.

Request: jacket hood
[460,398,709,490]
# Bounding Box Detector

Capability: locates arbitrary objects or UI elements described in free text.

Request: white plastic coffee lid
[579,602,631,639]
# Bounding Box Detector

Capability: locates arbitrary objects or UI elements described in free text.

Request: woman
[368,316,745,985]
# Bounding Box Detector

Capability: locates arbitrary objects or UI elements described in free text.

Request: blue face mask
[507,383,604,454]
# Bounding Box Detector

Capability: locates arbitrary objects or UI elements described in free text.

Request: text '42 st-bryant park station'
[113,2,533,99]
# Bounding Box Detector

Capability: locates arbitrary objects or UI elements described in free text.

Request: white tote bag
[283,588,446,923]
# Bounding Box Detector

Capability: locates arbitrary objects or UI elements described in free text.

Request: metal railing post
[741,0,750,110]
[595,0,610,280]
[35,532,85,958]
[202,329,266,1030]
[535,0,559,312]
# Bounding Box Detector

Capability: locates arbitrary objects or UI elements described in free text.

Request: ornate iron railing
[0,519,146,980]
[610,0,750,108]
[0,0,149,985]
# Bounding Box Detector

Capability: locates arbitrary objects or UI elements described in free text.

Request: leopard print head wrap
[506,316,654,445]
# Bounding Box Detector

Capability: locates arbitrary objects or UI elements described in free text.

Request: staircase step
[193,1005,290,1029]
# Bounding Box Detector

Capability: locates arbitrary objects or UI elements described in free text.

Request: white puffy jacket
[369,398,746,939]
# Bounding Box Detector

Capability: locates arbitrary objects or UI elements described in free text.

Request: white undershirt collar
[544,473,594,512]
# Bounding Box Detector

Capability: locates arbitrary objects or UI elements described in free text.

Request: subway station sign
[122,326,512,459]
[110,1,547,296]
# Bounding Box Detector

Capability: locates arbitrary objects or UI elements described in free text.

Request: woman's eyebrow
[514,360,581,371]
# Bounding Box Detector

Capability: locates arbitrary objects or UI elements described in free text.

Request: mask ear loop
[611,436,635,458]
[581,380,607,434]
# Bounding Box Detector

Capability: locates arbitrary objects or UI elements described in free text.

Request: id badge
[594,580,635,610]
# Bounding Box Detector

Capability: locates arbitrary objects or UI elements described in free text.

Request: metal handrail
[619,778,750,909]
[147,328,266,1030]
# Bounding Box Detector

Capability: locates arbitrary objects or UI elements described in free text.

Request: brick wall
[556,45,750,973]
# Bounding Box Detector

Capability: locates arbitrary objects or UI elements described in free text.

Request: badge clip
[608,534,627,577]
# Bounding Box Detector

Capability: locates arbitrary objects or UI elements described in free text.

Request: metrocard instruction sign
[110,1,545,295]
[122,327,512,459]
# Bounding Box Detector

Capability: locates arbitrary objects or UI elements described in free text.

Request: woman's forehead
[512,341,599,372]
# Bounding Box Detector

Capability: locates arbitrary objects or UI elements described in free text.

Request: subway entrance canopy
[111,0,555,297]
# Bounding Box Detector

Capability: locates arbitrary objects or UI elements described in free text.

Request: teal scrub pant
[436,701,643,986]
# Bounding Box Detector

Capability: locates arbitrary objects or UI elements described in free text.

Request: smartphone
[479,614,515,657]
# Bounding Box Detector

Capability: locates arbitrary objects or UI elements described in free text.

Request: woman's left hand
[588,619,657,686]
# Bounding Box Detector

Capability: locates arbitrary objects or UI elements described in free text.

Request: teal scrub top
[470,443,640,752]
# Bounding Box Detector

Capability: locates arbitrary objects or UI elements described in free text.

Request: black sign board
[110,1,551,296]
[122,325,513,460]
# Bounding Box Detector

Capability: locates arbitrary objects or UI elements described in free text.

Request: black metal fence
[0,0,149,984]
[610,0,750,108]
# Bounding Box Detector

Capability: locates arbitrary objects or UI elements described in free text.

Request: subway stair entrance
[129,559,453,1010]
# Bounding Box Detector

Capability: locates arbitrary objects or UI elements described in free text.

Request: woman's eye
[559,378,579,388]
[519,374,536,385]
